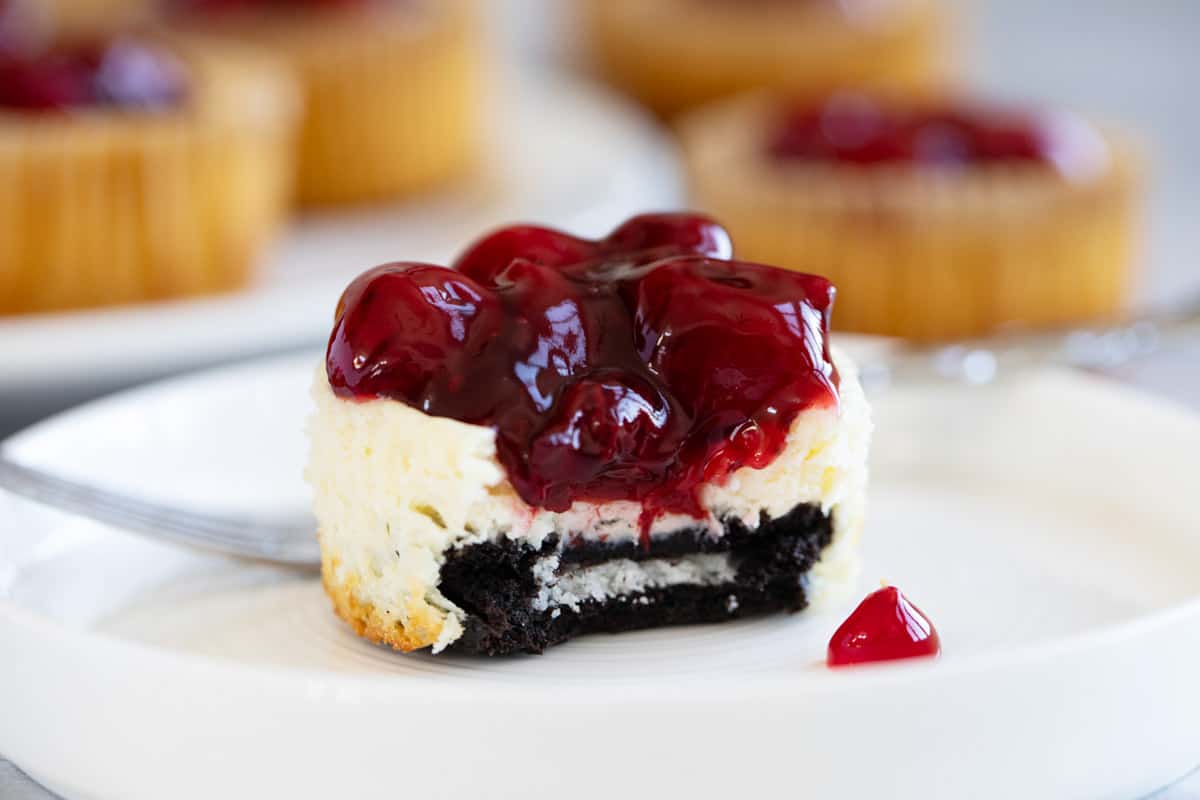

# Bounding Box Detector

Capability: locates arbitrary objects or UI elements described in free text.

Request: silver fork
[0,456,320,567]
[857,295,1200,391]
[1,298,1197,568]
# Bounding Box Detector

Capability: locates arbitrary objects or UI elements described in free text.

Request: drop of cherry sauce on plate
[827,586,941,667]
[326,213,840,536]
[765,92,1108,178]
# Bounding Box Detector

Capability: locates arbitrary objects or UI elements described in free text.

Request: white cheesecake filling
[307,347,871,650]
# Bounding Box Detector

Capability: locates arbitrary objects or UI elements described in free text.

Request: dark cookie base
[438,504,833,656]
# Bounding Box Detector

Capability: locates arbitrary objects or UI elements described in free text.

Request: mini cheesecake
[308,214,871,655]
[681,92,1140,339]
[0,35,296,314]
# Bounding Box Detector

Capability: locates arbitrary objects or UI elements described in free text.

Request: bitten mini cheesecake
[681,93,1140,339]
[308,214,872,655]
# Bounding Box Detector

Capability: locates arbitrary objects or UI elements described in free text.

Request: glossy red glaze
[827,586,941,667]
[767,93,1096,172]
[0,39,187,111]
[327,214,839,531]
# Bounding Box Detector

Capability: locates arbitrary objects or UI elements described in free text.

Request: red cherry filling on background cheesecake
[765,93,1108,177]
[0,38,187,111]
[327,213,839,531]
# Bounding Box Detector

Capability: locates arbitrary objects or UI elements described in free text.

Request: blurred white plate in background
[0,71,682,418]
[1,349,1199,799]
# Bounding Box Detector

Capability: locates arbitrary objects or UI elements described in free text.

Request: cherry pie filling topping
[327,214,841,532]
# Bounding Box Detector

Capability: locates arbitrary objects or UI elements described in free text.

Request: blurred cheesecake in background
[580,0,950,118]
[0,30,297,314]
[168,0,482,208]
[680,92,1141,340]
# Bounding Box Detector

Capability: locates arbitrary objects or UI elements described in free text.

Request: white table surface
[2,1,1198,797]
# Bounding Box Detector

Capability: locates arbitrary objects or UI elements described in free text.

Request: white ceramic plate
[0,71,681,413]
[2,350,1200,800]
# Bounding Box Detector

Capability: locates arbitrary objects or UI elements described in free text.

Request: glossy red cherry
[635,257,836,484]
[455,212,732,287]
[604,212,733,262]
[635,257,835,416]
[327,263,502,407]
[489,258,612,416]
[766,93,1101,174]
[328,214,840,533]
[455,227,599,285]
[827,586,941,667]
[524,370,680,511]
